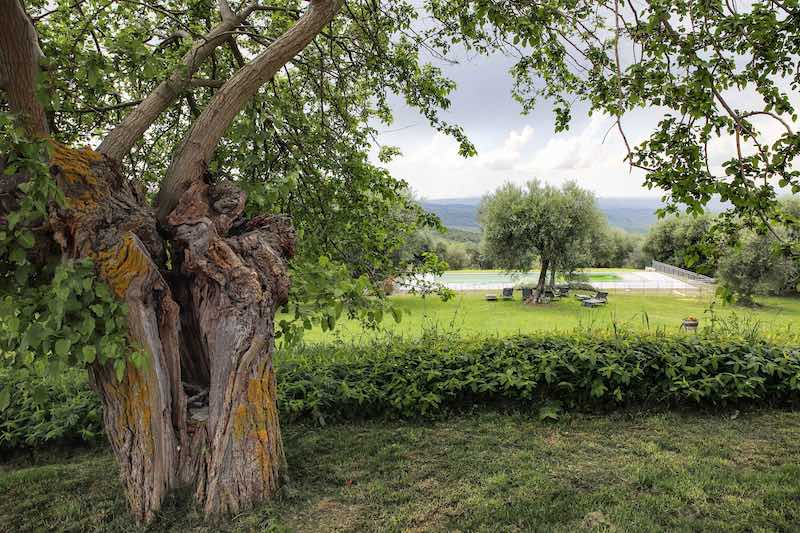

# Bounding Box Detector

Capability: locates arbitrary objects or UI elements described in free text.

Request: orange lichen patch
[49,142,102,185]
[229,363,282,487]
[93,233,151,297]
[232,404,248,441]
[101,363,155,457]
[49,142,109,212]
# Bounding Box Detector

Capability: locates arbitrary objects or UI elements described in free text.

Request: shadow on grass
[2,408,800,532]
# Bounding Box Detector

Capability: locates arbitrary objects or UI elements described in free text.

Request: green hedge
[2,334,800,449]
[279,334,800,419]
[0,367,102,450]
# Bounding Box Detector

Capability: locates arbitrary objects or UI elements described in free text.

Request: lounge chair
[502,287,513,300]
[580,291,609,307]
[576,290,608,303]
[542,288,557,302]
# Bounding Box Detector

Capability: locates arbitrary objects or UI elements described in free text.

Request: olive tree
[479,180,601,302]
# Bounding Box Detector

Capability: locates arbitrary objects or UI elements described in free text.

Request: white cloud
[480,126,534,170]
[374,115,658,199]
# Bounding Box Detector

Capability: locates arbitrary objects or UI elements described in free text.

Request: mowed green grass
[2,410,799,532]
[291,292,800,344]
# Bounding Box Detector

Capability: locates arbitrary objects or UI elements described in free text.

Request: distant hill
[420,196,725,235]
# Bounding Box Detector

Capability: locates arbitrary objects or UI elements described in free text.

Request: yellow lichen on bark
[228,362,282,486]
[232,404,248,441]
[238,366,281,484]
[49,142,109,212]
[93,233,151,297]
[103,364,155,456]
[49,141,102,182]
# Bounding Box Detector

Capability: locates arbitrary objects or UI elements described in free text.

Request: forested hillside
[421,197,726,234]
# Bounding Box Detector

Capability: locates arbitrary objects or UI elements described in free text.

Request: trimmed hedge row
[2,334,799,449]
[279,334,800,418]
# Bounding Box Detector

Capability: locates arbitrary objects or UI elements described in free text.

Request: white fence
[651,260,715,284]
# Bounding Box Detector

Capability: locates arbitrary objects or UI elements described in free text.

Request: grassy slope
[2,410,799,532]
[293,292,800,344]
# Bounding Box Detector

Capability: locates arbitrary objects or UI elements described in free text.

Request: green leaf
[80,316,96,336]
[114,358,126,382]
[6,211,20,230]
[82,345,96,363]
[55,338,72,357]
[17,230,35,249]
[0,387,10,412]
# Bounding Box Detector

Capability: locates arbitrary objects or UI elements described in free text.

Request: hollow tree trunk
[46,143,294,522]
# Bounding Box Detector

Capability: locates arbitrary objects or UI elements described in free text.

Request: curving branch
[0,0,49,136]
[156,0,342,225]
[97,2,261,162]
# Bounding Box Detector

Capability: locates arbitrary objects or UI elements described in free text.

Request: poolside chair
[502,287,514,300]
[581,291,609,307]
[576,290,607,303]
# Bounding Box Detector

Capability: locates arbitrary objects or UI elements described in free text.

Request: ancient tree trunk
[3,0,338,523]
[48,143,182,522]
[47,144,294,522]
[167,181,293,514]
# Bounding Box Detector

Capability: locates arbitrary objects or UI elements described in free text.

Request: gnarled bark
[47,144,295,522]
[3,0,328,524]
[168,181,293,515]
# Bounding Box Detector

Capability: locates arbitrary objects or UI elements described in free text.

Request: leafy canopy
[2,0,478,378]
[427,0,800,247]
[479,180,602,275]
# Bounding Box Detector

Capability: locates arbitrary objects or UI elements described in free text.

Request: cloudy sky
[370,48,655,200]
[368,35,796,201]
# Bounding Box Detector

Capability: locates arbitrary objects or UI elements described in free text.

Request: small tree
[642,215,719,276]
[716,232,798,306]
[480,180,600,302]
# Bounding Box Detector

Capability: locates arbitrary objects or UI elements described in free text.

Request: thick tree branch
[0,0,49,136]
[217,0,236,22]
[156,0,342,225]
[97,2,259,162]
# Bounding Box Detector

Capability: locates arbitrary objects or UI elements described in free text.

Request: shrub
[0,367,102,450]
[3,333,799,449]
[278,333,800,419]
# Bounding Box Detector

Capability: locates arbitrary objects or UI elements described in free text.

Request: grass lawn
[2,409,799,532]
[292,292,800,344]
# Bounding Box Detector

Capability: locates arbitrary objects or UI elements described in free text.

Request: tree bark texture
[531,258,550,304]
[0,0,49,136]
[47,143,295,522]
[2,0,333,523]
